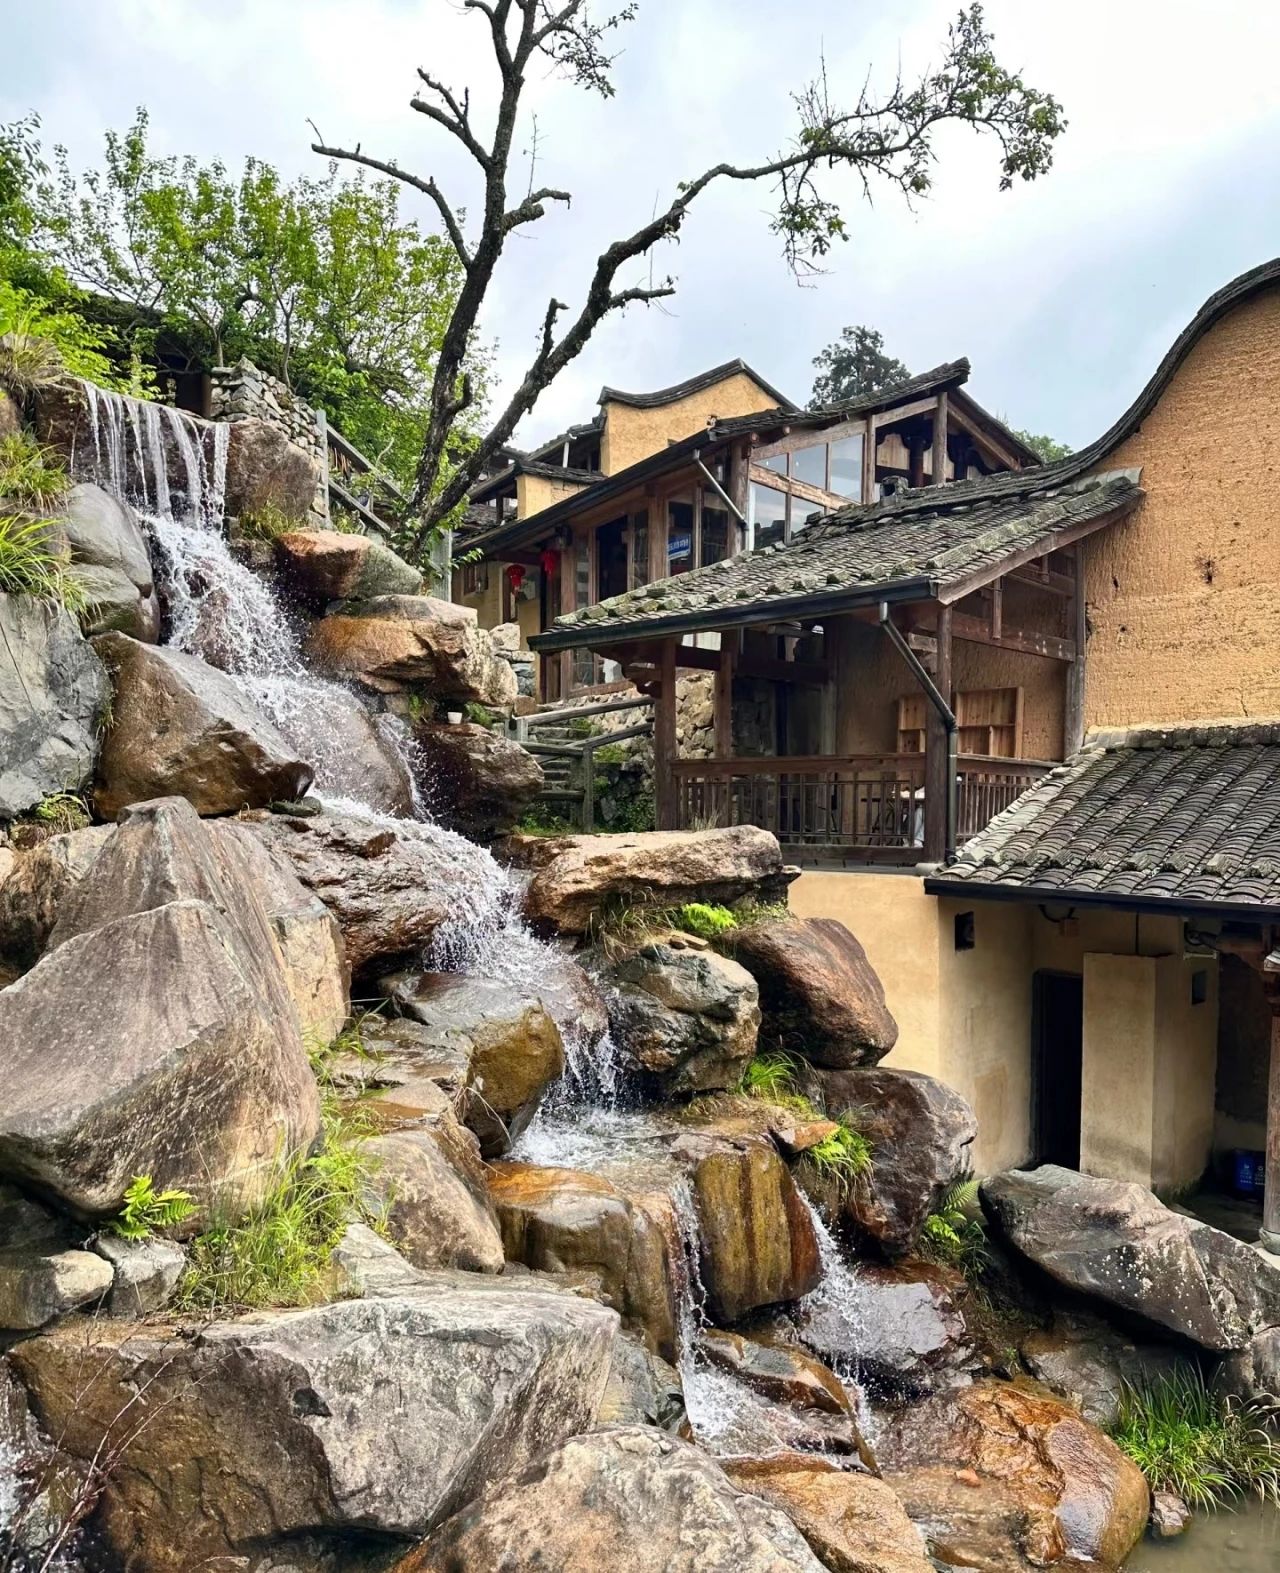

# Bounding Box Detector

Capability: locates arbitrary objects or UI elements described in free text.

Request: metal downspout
[878,600,958,862]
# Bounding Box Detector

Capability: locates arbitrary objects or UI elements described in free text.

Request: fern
[111,1174,196,1240]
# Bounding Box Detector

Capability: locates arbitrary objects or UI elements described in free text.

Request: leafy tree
[5,110,476,490]
[312,1,1066,547]
[1011,427,1072,463]
[810,325,910,408]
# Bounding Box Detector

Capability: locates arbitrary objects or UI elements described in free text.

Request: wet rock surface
[393,1426,829,1573]
[414,720,543,839]
[697,1328,851,1415]
[878,1379,1149,1572]
[808,1066,978,1257]
[93,632,313,816]
[1020,1310,1188,1429]
[364,1118,505,1274]
[223,413,323,523]
[982,1164,1280,1352]
[729,916,898,1069]
[275,528,423,607]
[514,825,789,935]
[603,933,761,1095]
[723,1455,935,1573]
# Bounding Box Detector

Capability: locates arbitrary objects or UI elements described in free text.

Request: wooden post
[861,418,876,503]
[908,434,926,490]
[728,445,749,552]
[1064,546,1087,755]
[654,639,679,831]
[990,577,1003,641]
[714,638,736,759]
[923,604,953,862]
[931,392,949,487]
[1263,978,1280,1256]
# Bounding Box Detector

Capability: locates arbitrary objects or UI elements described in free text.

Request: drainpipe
[879,600,958,862]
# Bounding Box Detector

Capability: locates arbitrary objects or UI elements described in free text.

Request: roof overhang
[922,874,1280,926]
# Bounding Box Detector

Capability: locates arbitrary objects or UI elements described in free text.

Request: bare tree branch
[310,140,473,270]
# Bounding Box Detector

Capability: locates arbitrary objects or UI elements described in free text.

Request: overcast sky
[5,1,1279,451]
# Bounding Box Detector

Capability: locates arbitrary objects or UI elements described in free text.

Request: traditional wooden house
[455,357,1040,698]
[530,259,1280,1254]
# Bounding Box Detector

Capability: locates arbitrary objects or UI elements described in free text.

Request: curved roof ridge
[599,358,798,413]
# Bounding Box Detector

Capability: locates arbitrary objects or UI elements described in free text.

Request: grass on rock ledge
[0,512,85,610]
[1111,1369,1280,1511]
[175,1030,384,1314]
[0,430,69,508]
[737,1049,873,1206]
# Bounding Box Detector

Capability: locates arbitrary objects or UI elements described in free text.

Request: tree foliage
[1,110,477,490]
[810,324,911,407]
[1010,427,1072,463]
[313,0,1066,545]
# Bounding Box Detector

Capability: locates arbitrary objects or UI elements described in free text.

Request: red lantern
[505,562,526,593]
[540,547,559,577]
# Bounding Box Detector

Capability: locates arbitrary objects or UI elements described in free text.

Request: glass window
[793,441,828,490]
[630,509,650,588]
[701,498,730,565]
[762,451,788,476]
[829,434,864,500]
[668,498,695,576]
[749,483,788,550]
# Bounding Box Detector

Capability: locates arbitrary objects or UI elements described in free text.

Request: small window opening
[954,911,976,952]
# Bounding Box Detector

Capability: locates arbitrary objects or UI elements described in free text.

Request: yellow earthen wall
[599,372,781,475]
[1083,286,1280,725]
[516,471,591,519]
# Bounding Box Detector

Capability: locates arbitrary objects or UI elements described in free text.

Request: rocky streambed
[0,374,1277,1573]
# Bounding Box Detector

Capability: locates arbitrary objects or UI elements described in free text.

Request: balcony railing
[670,752,1048,860]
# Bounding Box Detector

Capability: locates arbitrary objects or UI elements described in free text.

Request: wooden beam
[1007,566,1076,598]
[861,417,876,504]
[937,501,1139,605]
[1064,545,1087,754]
[907,435,926,490]
[747,462,847,512]
[946,397,1025,473]
[924,604,953,861]
[872,394,950,431]
[930,393,949,486]
[714,639,735,758]
[951,610,1076,663]
[990,578,1003,641]
[654,640,678,830]
[728,442,749,553]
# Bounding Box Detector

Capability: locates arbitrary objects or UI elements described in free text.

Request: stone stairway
[512,697,653,830]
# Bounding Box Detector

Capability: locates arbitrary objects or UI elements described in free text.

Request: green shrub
[730,899,792,927]
[918,1176,990,1277]
[31,790,90,833]
[674,902,738,941]
[517,802,575,835]
[740,1050,802,1102]
[110,1174,196,1240]
[0,512,83,608]
[1111,1368,1280,1511]
[463,701,495,727]
[0,430,68,507]
[236,500,299,541]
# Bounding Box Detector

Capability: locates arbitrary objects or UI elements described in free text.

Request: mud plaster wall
[600,372,781,475]
[1082,286,1280,727]
[828,617,1066,760]
[517,472,591,518]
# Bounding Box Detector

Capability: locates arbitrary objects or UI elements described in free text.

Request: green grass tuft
[0,512,84,609]
[674,902,738,942]
[0,431,69,508]
[739,1050,802,1102]
[1111,1368,1280,1511]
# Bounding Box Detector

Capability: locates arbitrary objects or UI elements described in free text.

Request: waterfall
[78,382,227,529]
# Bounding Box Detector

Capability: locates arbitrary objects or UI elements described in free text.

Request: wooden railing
[670,752,1048,858]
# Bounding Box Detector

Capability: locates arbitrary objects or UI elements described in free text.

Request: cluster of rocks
[210,356,330,526]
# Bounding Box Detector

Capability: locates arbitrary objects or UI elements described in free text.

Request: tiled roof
[928,721,1280,914]
[533,470,1141,650]
[599,358,797,412]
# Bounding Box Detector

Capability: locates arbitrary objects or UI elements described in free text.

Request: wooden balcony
[670,753,1049,863]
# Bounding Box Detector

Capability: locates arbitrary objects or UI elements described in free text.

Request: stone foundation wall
[211,358,329,527]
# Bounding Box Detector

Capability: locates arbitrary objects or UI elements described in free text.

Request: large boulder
[56,482,159,640]
[516,825,789,936]
[381,972,565,1156]
[599,1332,685,1431]
[275,528,422,607]
[807,1066,977,1257]
[679,1126,823,1322]
[723,1456,934,1573]
[92,632,313,816]
[0,824,113,972]
[603,932,760,1095]
[698,1328,851,1416]
[1220,1325,1280,1409]
[878,1380,1149,1572]
[304,594,517,707]
[365,1118,505,1275]
[1020,1310,1189,1429]
[0,798,322,1219]
[489,1161,679,1359]
[0,1244,114,1332]
[414,720,543,839]
[795,1259,976,1397]
[223,414,322,524]
[242,807,459,974]
[11,1279,619,1572]
[729,916,896,1068]
[0,591,109,818]
[393,1426,828,1573]
[981,1165,1280,1352]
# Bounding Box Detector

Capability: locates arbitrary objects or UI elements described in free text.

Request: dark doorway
[1031,970,1083,1168]
[597,516,629,602]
